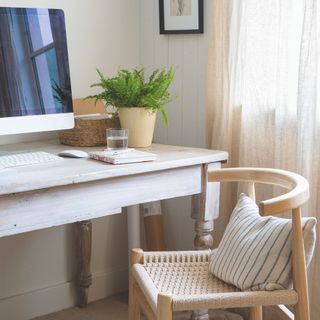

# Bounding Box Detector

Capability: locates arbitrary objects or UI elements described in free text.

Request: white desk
[0,140,228,308]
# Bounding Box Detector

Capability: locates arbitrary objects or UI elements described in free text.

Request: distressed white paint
[191,162,222,221]
[0,140,226,238]
[0,140,226,319]
[0,141,227,196]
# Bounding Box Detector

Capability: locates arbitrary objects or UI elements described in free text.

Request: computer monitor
[0,7,74,136]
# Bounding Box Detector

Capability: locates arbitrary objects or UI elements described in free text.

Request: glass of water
[106,128,129,150]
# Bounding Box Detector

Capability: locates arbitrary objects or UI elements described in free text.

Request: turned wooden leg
[191,163,220,251]
[76,220,92,308]
[191,220,214,320]
[194,220,214,249]
[191,222,214,320]
[191,163,221,320]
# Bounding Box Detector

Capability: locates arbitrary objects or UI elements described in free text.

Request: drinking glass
[106,128,129,150]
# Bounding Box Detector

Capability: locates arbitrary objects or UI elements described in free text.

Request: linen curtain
[207,1,319,319]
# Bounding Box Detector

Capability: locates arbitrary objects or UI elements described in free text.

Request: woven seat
[132,250,298,313]
[129,168,312,320]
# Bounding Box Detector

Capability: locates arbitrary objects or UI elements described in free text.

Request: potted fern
[87,67,175,147]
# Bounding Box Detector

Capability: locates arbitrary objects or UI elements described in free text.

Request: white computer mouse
[58,150,89,158]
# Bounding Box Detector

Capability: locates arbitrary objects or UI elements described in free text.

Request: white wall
[0,0,213,318]
[139,0,213,250]
[0,1,139,319]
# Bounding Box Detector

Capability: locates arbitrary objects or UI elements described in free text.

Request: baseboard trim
[0,267,128,320]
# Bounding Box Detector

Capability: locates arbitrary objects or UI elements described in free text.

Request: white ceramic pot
[118,107,157,148]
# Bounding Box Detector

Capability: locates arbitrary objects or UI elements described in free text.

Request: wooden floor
[32,293,191,320]
[33,294,128,320]
[33,294,129,320]
[32,293,244,320]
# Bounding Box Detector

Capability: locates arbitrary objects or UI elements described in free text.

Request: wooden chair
[129,168,311,320]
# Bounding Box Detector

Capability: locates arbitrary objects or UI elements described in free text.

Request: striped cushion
[209,194,317,291]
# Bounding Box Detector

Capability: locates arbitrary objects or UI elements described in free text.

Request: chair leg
[292,208,311,320]
[128,269,140,320]
[129,249,144,320]
[295,300,310,320]
[157,293,173,320]
[129,301,140,320]
[129,276,141,320]
[249,306,263,320]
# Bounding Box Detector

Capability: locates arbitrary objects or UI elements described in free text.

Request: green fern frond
[86,67,175,126]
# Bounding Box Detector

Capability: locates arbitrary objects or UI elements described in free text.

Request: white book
[89,149,157,165]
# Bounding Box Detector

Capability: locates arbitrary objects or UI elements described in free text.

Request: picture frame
[159,0,204,34]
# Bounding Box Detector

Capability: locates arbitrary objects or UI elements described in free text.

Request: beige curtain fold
[207,1,319,319]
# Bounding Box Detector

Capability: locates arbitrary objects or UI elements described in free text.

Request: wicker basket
[59,114,120,147]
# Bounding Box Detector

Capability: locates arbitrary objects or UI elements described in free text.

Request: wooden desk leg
[191,220,214,320]
[76,220,93,308]
[194,220,214,249]
[191,163,221,320]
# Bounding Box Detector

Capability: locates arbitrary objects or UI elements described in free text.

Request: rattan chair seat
[132,250,298,313]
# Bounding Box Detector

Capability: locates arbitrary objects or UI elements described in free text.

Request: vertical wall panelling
[153,1,169,144]
[181,36,200,147]
[196,27,210,148]
[139,0,155,68]
[143,1,212,149]
[167,36,184,146]
[139,1,213,250]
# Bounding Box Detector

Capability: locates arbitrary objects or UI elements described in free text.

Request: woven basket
[59,114,120,147]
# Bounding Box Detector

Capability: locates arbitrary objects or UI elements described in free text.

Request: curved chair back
[208,167,309,215]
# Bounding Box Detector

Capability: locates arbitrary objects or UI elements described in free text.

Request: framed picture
[159,0,204,34]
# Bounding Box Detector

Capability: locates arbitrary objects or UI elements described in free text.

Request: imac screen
[0,8,73,118]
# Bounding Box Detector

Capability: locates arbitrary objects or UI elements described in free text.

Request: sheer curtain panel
[207,1,319,319]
